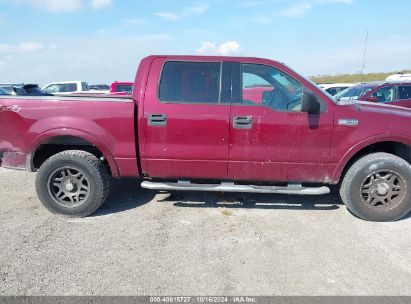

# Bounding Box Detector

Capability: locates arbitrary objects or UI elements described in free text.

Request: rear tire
[340,152,411,221]
[35,150,111,217]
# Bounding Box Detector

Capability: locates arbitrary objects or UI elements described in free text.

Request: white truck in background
[386,73,411,81]
[42,81,90,95]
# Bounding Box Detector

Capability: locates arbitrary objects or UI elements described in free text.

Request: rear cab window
[159,61,221,103]
[116,85,133,93]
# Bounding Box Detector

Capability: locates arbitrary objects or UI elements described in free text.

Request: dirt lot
[0,167,410,296]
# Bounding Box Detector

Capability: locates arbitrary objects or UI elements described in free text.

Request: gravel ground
[0,167,410,296]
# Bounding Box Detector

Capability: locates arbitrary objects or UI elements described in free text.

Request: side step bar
[141,181,330,195]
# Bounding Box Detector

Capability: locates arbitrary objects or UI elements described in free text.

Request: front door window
[242,63,303,112]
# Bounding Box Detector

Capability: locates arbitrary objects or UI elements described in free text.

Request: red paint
[242,86,272,104]
[358,82,411,108]
[228,106,334,182]
[1,55,411,185]
[0,97,136,176]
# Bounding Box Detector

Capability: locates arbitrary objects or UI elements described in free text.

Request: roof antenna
[360,28,368,83]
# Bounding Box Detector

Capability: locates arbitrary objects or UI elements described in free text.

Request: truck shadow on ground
[92,180,411,220]
[160,187,342,211]
[94,179,341,216]
[92,178,156,217]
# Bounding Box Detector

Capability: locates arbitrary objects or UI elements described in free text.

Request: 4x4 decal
[0,105,21,113]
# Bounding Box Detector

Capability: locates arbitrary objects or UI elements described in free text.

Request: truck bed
[0,94,138,177]
[0,94,132,102]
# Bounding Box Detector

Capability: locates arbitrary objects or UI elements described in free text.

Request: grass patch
[222,209,233,216]
[310,70,411,84]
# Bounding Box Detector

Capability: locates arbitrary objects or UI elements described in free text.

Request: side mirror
[365,96,378,102]
[301,92,321,114]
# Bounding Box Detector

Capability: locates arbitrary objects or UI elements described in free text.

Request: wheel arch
[333,135,411,183]
[30,129,119,176]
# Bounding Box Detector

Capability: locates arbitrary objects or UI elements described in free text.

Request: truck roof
[143,55,284,65]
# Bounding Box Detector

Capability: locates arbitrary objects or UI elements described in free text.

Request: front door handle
[233,116,252,129]
[148,114,167,126]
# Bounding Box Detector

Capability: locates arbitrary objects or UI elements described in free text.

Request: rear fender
[30,128,119,176]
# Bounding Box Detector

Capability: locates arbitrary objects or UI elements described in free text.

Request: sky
[0,0,411,85]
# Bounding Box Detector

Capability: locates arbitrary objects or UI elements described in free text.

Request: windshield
[0,86,13,94]
[335,84,378,103]
[0,87,9,95]
[281,64,335,101]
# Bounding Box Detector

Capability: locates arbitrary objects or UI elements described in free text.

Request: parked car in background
[0,87,9,95]
[0,83,23,94]
[110,81,133,95]
[86,84,110,95]
[317,83,353,96]
[16,84,53,96]
[89,84,110,91]
[1,84,51,96]
[243,85,273,104]
[386,73,411,82]
[335,81,411,108]
[42,81,89,95]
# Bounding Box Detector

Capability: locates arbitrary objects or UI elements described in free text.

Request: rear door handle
[148,114,167,126]
[233,116,252,129]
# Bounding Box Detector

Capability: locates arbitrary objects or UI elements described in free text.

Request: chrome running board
[141,180,330,195]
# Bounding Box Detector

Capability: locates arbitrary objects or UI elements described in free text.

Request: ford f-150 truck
[1,55,411,221]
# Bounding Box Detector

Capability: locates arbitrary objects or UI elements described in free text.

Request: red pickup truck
[1,55,411,221]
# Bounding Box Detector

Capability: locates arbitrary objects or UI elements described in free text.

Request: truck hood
[354,101,411,118]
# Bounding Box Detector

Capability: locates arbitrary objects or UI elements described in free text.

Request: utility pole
[361,28,368,83]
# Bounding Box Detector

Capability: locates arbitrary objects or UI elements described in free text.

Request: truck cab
[138,56,332,183]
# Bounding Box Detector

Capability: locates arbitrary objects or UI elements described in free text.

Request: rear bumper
[0,151,31,171]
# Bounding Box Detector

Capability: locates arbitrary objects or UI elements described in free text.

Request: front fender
[331,133,411,183]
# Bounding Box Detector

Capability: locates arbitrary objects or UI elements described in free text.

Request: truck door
[228,62,334,182]
[142,58,231,179]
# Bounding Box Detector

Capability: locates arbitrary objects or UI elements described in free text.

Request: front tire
[35,150,111,217]
[340,153,411,221]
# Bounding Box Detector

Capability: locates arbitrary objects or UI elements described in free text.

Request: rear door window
[159,61,221,103]
[398,86,411,100]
